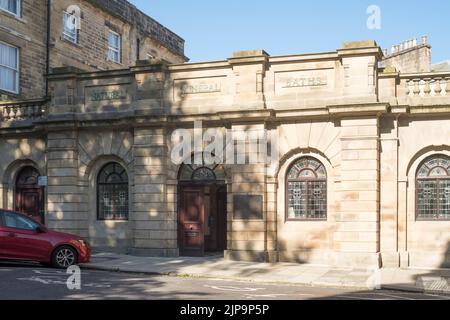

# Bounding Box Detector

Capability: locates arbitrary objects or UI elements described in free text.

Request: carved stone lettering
[90,90,127,102]
[283,77,327,88]
[181,83,221,95]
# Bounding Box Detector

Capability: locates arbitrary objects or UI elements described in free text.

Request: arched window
[286,157,327,221]
[416,155,450,220]
[97,163,129,221]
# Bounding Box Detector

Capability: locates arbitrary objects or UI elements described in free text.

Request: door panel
[16,188,43,223]
[179,187,205,256]
[0,212,51,260]
[217,186,228,252]
[15,166,44,224]
[1,227,50,260]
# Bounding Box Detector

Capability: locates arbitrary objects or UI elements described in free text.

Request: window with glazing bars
[0,41,19,93]
[286,157,327,220]
[416,155,450,220]
[0,0,20,16]
[97,163,129,220]
[62,11,79,44]
[107,31,121,63]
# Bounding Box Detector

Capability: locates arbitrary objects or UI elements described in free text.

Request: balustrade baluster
[446,78,450,96]
[407,80,415,96]
[433,78,441,96]
[439,79,446,96]
[423,79,431,96]
[413,79,421,96]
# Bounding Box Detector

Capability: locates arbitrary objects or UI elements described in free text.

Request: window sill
[0,8,26,23]
[0,87,19,96]
[106,58,123,66]
[60,36,81,48]
[286,219,328,222]
[416,218,450,222]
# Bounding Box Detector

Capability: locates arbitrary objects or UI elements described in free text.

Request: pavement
[81,252,450,295]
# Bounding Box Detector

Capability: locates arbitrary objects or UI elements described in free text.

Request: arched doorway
[15,166,44,223]
[178,158,227,257]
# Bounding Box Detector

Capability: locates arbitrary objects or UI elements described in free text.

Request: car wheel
[52,246,78,268]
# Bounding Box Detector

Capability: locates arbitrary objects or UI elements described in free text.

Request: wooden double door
[15,167,45,224]
[178,184,227,256]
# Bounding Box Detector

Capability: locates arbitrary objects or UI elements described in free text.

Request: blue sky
[129,0,450,63]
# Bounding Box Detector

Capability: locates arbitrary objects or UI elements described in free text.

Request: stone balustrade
[402,73,450,97]
[0,99,48,122]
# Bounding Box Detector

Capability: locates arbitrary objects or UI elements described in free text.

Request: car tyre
[52,246,78,269]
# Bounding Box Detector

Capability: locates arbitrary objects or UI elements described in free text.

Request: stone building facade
[0,0,186,101]
[1,36,449,269]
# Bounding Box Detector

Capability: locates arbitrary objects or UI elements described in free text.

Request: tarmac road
[0,261,449,300]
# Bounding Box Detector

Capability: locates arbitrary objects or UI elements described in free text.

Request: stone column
[398,180,409,268]
[336,117,381,267]
[46,130,87,237]
[379,116,400,267]
[131,128,177,257]
[228,50,269,110]
[225,124,267,262]
[265,176,278,262]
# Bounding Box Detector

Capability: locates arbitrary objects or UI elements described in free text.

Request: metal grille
[178,153,226,182]
[438,180,450,219]
[417,180,438,218]
[287,157,327,220]
[97,163,129,220]
[416,155,450,220]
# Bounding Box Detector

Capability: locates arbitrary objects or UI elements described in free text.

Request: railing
[401,72,450,97]
[0,99,48,122]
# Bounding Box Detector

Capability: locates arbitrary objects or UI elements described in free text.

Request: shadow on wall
[1,138,46,211]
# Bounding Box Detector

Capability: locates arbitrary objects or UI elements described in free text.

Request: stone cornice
[327,103,390,116]
[3,102,450,134]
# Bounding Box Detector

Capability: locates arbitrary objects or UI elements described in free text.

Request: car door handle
[7,233,16,238]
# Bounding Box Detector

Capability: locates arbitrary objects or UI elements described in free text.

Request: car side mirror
[36,226,47,233]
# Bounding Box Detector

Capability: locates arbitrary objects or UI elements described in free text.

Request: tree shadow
[306,241,450,300]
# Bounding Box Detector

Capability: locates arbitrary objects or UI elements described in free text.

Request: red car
[0,210,90,268]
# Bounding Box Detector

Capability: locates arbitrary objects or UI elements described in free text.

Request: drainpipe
[45,0,51,98]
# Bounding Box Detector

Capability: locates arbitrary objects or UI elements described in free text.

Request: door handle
[7,233,16,238]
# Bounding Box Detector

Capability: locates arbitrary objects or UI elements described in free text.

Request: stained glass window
[287,157,327,220]
[97,163,129,220]
[179,153,225,182]
[417,155,450,220]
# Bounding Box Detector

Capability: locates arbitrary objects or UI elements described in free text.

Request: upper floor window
[286,157,327,221]
[0,0,20,16]
[416,155,450,220]
[62,11,79,44]
[0,41,19,94]
[107,31,121,63]
[97,163,129,221]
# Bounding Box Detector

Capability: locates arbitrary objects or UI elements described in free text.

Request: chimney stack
[422,35,427,45]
